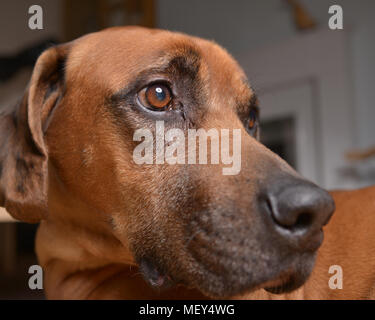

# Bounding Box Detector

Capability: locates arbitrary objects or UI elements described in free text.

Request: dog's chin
[192,265,313,298]
[262,270,310,295]
[138,250,316,298]
[197,266,313,298]
[185,242,319,298]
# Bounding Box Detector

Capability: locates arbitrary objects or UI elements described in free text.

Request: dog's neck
[35,218,135,298]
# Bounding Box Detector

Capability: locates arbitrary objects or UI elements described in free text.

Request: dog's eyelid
[145,78,172,87]
[110,77,174,104]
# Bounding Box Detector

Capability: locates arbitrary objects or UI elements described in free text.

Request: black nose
[261,176,335,250]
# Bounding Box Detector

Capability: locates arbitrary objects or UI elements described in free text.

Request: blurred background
[0,0,374,299]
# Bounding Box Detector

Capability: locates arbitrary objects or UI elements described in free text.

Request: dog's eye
[247,108,258,135]
[137,83,172,110]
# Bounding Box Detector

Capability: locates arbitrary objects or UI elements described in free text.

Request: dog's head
[0,27,334,298]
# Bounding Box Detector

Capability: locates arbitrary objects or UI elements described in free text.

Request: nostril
[270,207,314,232]
[293,212,313,231]
[265,194,316,233]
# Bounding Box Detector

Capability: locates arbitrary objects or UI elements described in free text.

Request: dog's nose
[261,177,335,250]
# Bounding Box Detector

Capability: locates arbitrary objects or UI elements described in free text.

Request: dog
[0,26,374,299]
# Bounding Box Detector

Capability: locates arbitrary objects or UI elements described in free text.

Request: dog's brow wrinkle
[111,46,201,95]
[109,52,203,112]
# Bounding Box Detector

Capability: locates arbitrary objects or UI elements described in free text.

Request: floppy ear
[0,44,69,223]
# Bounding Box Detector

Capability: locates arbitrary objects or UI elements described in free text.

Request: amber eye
[247,108,258,134]
[138,83,172,110]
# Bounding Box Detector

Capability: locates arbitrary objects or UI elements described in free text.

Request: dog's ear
[0,44,69,223]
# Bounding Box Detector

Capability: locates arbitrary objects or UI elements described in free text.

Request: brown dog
[0,27,374,300]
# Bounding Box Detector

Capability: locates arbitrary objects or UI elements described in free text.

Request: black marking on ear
[11,110,18,129]
[43,54,67,103]
[16,182,25,194]
[42,94,62,134]
[44,82,58,102]
[42,51,68,133]
[16,156,29,174]
[15,155,31,194]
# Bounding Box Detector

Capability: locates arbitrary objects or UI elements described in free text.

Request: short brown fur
[1,27,374,299]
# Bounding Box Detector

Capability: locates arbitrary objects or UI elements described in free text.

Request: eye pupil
[155,87,166,101]
[143,83,172,109]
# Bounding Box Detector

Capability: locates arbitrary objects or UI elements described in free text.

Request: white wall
[157,0,375,149]
[302,0,375,150]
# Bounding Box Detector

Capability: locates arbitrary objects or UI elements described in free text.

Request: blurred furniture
[64,0,155,41]
[343,146,375,186]
[284,0,316,31]
[346,146,375,161]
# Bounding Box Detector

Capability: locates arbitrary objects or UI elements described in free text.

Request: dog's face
[1,27,334,298]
